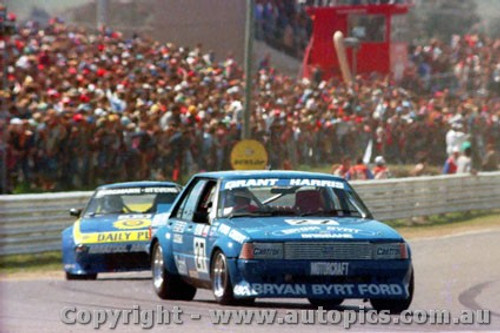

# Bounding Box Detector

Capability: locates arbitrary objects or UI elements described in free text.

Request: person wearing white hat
[9,118,23,126]
[373,156,391,179]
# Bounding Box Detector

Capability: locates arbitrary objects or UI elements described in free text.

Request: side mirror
[193,211,209,224]
[69,208,82,218]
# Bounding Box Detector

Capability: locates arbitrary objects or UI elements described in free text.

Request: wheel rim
[153,245,164,290]
[213,253,226,298]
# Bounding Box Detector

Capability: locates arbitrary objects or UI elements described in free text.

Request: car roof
[194,170,345,182]
[97,181,180,190]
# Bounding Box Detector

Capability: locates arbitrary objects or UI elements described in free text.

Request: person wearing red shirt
[443,147,460,174]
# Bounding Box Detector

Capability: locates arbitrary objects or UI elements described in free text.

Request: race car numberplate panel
[310,262,349,276]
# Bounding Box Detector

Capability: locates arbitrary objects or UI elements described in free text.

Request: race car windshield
[218,179,371,219]
[84,187,179,216]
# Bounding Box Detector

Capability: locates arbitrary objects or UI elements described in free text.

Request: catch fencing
[0,172,499,255]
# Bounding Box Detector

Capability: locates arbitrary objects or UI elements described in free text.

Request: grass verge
[0,251,62,276]
[0,211,499,276]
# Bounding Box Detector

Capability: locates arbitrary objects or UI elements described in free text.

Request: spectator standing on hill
[332,157,351,178]
[346,157,374,180]
[457,143,473,174]
[482,143,499,171]
[373,155,391,179]
[446,122,469,156]
[442,147,460,174]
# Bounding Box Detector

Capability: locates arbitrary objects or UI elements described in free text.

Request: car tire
[370,269,414,314]
[65,272,97,280]
[211,250,238,305]
[152,242,196,300]
[308,298,344,308]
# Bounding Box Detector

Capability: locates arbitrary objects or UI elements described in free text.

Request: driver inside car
[224,189,258,214]
[99,195,126,214]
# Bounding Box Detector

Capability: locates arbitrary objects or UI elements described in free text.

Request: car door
[169,178,217,280]
[169,178,208,278]
[185,180,218,281]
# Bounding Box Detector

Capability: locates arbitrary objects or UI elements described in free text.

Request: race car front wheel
[211,250,236,305]
[65,272,97,280]
[152,242,196,300]
[370,268,414,314]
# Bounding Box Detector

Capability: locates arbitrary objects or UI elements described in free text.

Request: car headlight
[374,243,408,259]
[239,243,284,259]
[75,243,88,253]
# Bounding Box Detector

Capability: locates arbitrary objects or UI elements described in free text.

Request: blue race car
[62,181,182,280]
[150,171,413,313]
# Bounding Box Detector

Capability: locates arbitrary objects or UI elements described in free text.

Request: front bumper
[63,241,151,274]
[228,258,412,299]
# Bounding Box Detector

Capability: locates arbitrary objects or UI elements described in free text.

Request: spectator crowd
[1,17,499,193]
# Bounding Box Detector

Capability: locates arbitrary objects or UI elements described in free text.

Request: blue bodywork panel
[152,171,413,299]
[62,181,181,275]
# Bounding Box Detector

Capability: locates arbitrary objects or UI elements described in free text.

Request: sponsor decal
[222,178,345,190]
[230,139,268,170]
[96,187,178,197]
[252,243,283,259]
[96,188,141,197]
[218,224,231,235]
[174,255,188,275]
[223,178,279,190]
[289,178,344,189]
[374,243,405,259]
[194,224,210,237]
[273,225,372,238]
[272,226,321,236]
[284,219,339,226]
[172,221,187,233]
[310,262,349,276]
[87,243,145,254]
[173,234,183,244]
[301,233,353,239]
[73,221,150,244]
[193,237,208,273]
[113,219,151,230]
[228,229,247,244]
[233,283,404,297]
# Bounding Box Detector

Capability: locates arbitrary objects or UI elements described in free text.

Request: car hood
[218,216,403,242]
[78,213,153,233]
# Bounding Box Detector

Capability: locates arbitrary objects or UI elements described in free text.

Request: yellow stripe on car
[73,220,151,244]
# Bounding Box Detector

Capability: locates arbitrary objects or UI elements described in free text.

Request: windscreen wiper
[227,211,273,219]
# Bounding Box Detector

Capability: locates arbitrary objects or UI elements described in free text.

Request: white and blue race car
[62,181,181,280]
[150,171,413,313]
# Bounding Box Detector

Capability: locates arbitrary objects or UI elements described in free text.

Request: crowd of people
[1,17,499,193]
[254,0,311,58]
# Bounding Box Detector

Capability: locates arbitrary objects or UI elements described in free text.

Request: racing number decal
[193,237,208,273]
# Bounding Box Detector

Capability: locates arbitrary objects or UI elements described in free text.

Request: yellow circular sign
[113,219,151,230]
[230,140,268,170]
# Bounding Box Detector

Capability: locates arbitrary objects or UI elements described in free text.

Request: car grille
[284,242,373,260]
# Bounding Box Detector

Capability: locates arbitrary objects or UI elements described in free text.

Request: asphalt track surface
[1,229,499,332]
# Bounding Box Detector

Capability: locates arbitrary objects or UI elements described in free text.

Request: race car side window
[176,180,208,221]
[192,181,217,223]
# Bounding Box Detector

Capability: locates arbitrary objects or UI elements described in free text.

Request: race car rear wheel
[308,298,344,308]
[152,242,196,300]
[370,269,414,314]
[211,250,239,305]
[65,272,97,280]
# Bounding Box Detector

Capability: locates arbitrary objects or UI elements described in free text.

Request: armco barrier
[0,172,499,255]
